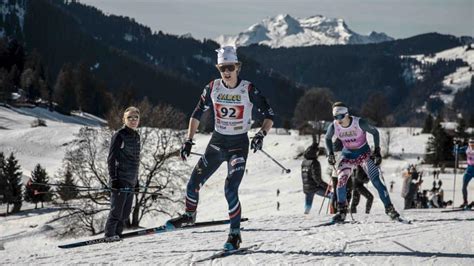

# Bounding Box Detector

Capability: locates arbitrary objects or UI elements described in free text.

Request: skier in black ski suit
[350,166,374,214]
[104,106,141,242]
[166,46,274,251]
[301,142,331,214]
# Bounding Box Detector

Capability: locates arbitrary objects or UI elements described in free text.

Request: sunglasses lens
[334,114,345,120]
[127,116,139,121]
[218,65,236,72]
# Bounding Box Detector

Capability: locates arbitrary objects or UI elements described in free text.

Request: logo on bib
[230,157,246,166]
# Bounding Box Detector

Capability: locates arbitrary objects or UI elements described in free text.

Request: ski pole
[190,152,204,156]
[260,149,291,173]
[453,142,459,208]
[318,183,331,215]
[32,183,162,195]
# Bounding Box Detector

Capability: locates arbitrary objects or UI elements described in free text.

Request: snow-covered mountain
[215,14,394,48]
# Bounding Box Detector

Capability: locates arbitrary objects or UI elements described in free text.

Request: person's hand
[372,147,382,165]
[251,131,266,153]
[328,153,336,165]
[180,139,194,160]
[134,182,140,192]
[111,179,122,189]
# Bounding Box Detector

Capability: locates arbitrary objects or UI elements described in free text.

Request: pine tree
[0,152,6,204]
[57,167,78,202]
[53,63,77,114]
[422,114,433,133]
[24,164,51,208]
[4,153,23,214]
[425,117,454,166]
[24,177,39,208]
[455,117,468,141]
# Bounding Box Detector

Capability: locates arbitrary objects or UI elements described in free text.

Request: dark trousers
[104,190,134,237]
[304,183,330,209]
[350,182,374,213]
[185,132,249,230]
[404,183,417,209]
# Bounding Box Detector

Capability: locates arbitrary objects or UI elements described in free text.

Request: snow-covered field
[1,107,473,264]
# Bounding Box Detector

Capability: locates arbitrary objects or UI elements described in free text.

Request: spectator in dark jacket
[104,106,141,241]
[301,142,331,214]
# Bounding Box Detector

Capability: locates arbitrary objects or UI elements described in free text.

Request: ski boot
[165,212,196,229]
[350,207,357,214]
[104,235,121,242]
[331,203,347,223]
[469,201,474,209]
[304,204,312,214]
[223,229,242,251]
[385,204,400,220]
[459,202,469,209]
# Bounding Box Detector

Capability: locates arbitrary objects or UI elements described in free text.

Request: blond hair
[124,106,140,115]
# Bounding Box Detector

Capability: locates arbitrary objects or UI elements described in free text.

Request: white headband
[332,106,348,116]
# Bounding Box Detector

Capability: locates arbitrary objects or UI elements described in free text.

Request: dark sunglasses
[334,114,346,120]
[127,115,139,121]
[217,64,237,73]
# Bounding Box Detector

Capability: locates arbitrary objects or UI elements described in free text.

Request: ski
[193,243,262,263]
[394,216,412,224]
[58,218,248,249]
[313,220,358,228]
[441,208,473,213]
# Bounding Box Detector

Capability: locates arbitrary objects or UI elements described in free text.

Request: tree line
[0,152,79,215]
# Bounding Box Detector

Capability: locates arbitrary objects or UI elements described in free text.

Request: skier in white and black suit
[325,102,400,222]
[166,46,274,251]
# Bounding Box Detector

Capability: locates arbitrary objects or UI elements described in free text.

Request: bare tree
[293,87,334,128]
[57,104,189,236]
[381,128,395,158]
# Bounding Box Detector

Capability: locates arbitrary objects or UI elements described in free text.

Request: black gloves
[180,139,194,160]
[251,130,266,153]
[111,179,122,189]
[372,147,382,166]
[328,153,336,166]
[134,181,140,192]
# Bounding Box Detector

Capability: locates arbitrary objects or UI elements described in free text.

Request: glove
[134,181,140,192]
[328,153,336,166]
[372,147,382,166]
[251,131,266,153]
[111,179,122,189]
[180,139,194,160]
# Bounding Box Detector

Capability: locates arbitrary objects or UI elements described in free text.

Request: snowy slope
[215,14,393,48]
[0,106,106,178]
[0,110,473,264]
[405,46,474,105]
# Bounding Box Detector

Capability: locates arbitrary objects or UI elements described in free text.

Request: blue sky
[80,0,473,39]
